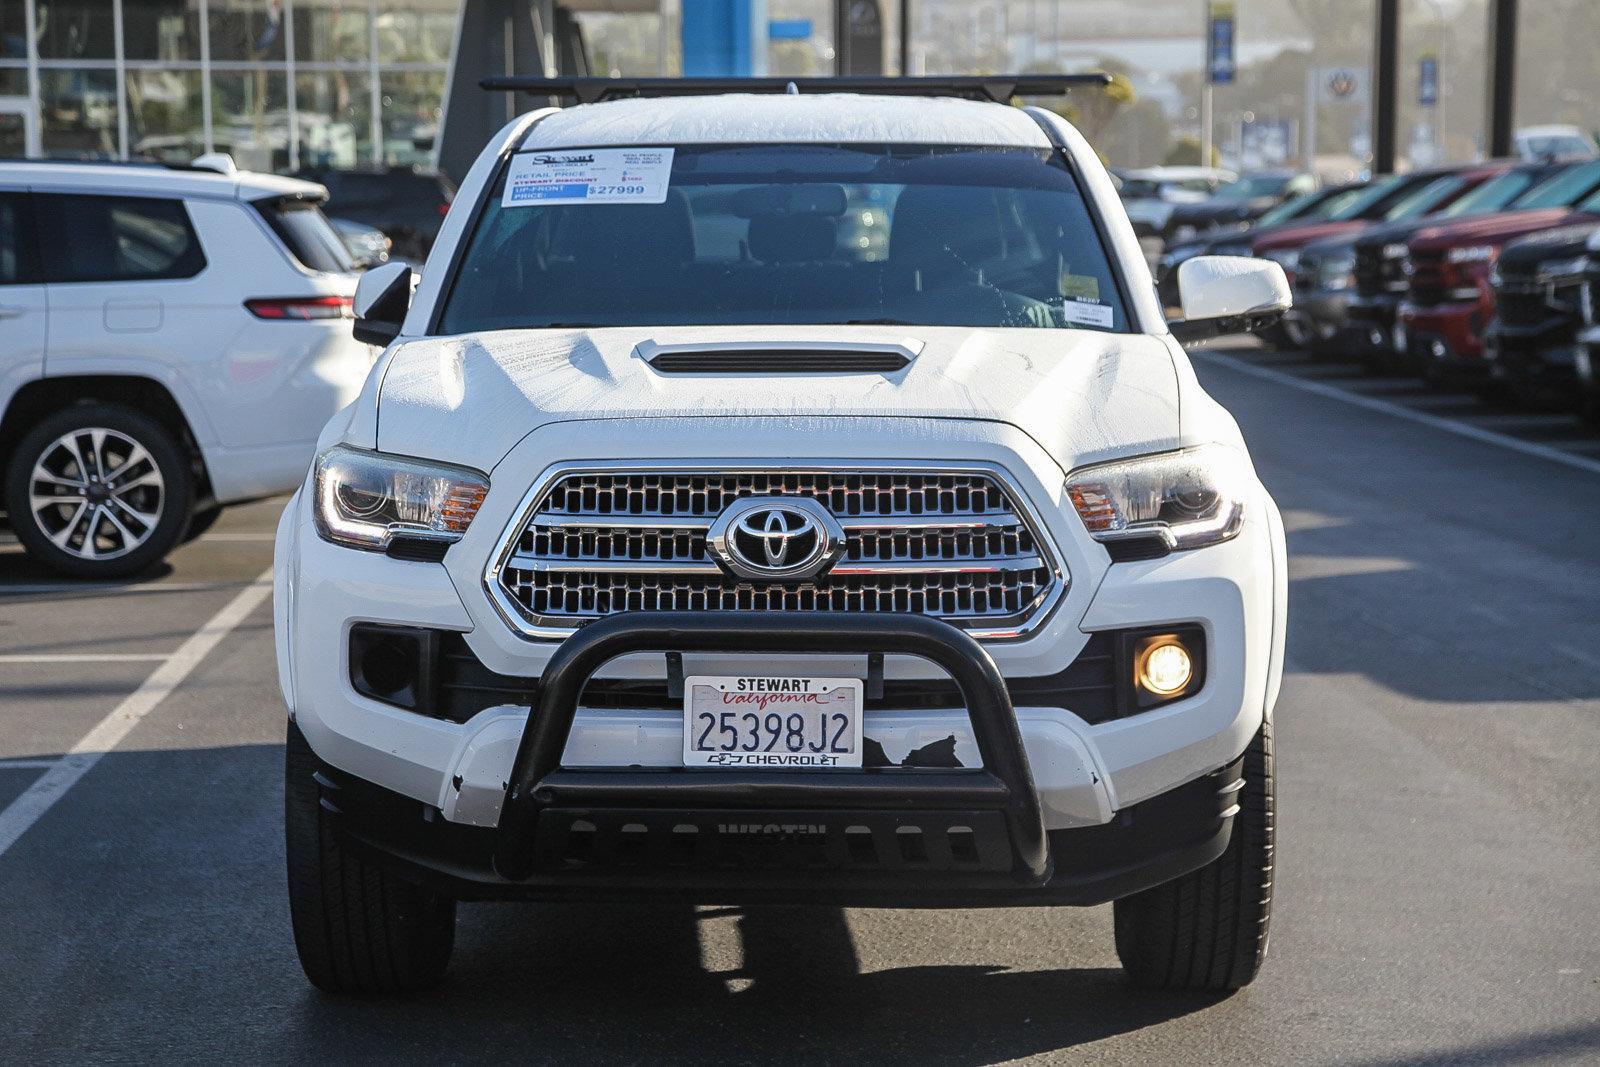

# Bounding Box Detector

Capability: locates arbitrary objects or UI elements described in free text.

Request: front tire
[1113,720,1275,992]
[285,721,456,994]
[4,404,194,579]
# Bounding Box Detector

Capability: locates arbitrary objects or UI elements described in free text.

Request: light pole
[1419,0,1449,161]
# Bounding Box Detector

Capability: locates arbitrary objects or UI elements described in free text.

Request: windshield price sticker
[683,676,864,769]
[503,147,675,207]
[1062,299,1115,329]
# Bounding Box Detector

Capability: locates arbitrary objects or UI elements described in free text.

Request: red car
[1399,159,1600,381]
[1251,167,1463,290]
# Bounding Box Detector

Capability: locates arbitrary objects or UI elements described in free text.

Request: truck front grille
[490,468,1063,640]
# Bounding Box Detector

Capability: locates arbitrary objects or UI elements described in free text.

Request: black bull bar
[492,612,1053,887]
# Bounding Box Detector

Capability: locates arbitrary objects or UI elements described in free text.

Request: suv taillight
[245,296,354,321]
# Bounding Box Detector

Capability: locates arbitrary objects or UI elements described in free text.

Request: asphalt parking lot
[2,339,1597,1064]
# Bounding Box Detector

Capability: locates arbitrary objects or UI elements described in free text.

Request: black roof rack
[479,74,1113,106]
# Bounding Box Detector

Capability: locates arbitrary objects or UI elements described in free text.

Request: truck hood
[1409,207,1578,251]
[1495,220,1600,271]
[1252,220,1365,253]
[374,325,1182,474]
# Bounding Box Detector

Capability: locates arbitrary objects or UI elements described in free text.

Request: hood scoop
[636,337,921,375]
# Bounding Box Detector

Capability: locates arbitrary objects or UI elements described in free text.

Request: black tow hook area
[492,612,1052,888]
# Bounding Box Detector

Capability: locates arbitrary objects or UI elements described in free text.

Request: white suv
[274,77,1291,995]
[0,158,372,577]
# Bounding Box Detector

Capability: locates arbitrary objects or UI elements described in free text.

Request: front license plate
[683,676,864,769]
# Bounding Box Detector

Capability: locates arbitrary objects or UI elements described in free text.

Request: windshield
[255,198,354,273]
[439,144,1130,334]
[1327,175,1405,221]
[1515,160,1600,209]
[1381,176,1465,221]
[1255,190,1320,227]
[1215,175,1288,200]
[1435,171,1531,218]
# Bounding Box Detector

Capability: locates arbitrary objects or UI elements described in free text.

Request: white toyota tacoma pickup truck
[274,76,1291,996]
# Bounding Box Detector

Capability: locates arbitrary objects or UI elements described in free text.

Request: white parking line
[0,653,173,663]
[0,568,272,861]
[0,580,249,597]
[0,760,59,771]
[1198,352,1600,477]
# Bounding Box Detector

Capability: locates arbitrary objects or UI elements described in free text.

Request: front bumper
[276,421,1286,902]
[1489,319,1585,402]
[1401,300,1490,373]
[1291,288,1354,345]
[1344,295,1406,363]
[303,713,1246,907]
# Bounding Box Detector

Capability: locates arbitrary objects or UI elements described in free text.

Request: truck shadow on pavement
[287,900,1223,1064]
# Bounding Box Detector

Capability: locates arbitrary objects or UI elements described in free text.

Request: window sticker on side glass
[503,148,675,207]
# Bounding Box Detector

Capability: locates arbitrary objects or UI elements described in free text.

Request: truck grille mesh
[494,470,1059,636]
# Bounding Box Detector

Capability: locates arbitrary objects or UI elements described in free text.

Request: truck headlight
[313,445,489,551]
[1065,444,1249,555]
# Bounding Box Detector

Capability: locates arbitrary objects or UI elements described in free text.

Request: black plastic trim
[480,74,1113,106]
[493,612,1051,887]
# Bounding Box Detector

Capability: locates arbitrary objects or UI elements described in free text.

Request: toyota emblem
[707,496,845,581]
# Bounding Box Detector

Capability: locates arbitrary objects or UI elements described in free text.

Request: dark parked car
[1577,242,1600,420]
[292,165,455,262]
[1344,161,1575,370]
[1486,221,1600,410]
[1164,170,1320,242]
[1291,162,1531,360]
[1399,159,1600,385]
[1156,182,1365,308]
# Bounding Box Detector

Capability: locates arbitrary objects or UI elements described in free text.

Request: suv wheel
[1113,720,1275,992]
[4,404,194,579]
[285,721,456,994]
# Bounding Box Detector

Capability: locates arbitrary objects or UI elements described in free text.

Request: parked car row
[1152,156,1600,424]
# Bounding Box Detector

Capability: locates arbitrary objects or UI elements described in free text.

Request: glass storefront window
[209,0,287,63]
[379,70,442,166]
[35,1,116,60]
[127,69,204,163]
[295,70,371,168]
[211,68,288,171]
[2,1,27,61]
[375,1,456,64]
[40,68,118,158]
[293,0,369,63]
[123,0,203,62]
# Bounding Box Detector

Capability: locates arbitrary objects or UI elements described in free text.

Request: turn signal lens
[1134,635,1195,698]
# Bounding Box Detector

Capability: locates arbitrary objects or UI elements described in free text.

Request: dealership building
[0,1,895,180]
[0,1,658,178]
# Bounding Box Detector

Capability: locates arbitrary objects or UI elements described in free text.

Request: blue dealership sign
[1419,55,1439,107]
[1208,1,1236,86]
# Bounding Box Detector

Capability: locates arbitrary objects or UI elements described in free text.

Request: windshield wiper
[841,317,919,326]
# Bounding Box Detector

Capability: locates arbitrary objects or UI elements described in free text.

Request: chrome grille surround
[485,463,1067,641]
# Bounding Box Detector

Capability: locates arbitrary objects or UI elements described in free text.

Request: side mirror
[352,262,412,346]
[1169,255,1291,342]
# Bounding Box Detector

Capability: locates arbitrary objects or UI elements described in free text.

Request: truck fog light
[1369,328,1384,347]
[1431,340,1448,359]
[349,624,439,712]
[1134,635,1194,697]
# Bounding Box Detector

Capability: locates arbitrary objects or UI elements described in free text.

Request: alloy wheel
[27,427,167,561]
